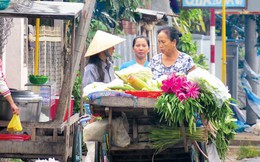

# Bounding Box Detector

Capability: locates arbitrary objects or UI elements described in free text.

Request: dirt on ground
[226,146,260,162]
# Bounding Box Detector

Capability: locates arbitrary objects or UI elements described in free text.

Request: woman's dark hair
[157,26,182,44]
[132,35,150,48]
[88,54,105,82]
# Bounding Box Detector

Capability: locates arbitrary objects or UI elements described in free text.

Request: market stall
[0,1,95,161]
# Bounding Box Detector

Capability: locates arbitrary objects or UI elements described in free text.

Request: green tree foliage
[90,0,144,34]
[177,33,208,69]
[177,9,206,34]
[72,71,82,113]
[173,9,208,69]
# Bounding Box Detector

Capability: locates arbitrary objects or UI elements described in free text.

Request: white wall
[4,18,28,90]
[192,34,222,80]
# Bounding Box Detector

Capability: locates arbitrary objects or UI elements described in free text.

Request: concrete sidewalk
[231,132,260,146]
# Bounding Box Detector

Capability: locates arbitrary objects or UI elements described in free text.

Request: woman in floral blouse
[149,26,195,80]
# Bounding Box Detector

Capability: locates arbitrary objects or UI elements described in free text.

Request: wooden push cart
[0,1,96,161]
[90,96,206,162]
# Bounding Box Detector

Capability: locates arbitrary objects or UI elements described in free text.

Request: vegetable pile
[113,64,162,91]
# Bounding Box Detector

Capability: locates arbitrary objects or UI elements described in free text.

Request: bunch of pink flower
[161,73,200,102]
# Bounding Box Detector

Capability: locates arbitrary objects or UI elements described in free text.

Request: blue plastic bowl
[0,0,10,10]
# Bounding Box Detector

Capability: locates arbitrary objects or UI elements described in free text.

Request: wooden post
[64,19,76,161]
[73,0,96,81]
[108,108,113,147]
[55,0,96,123]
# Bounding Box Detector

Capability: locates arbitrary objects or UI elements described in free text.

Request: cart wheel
[72,124,82,162]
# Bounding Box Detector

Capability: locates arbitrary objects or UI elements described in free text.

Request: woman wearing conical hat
[82,30,125,87]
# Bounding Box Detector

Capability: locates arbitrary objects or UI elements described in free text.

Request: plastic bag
[84,141,96,162]
[244,120,260,135]
[116,64,153,82]
[83,119,108,142]
[187,67,231,108]
[206,143,221,162]
[7,114,23,132]
[111,113,130,148]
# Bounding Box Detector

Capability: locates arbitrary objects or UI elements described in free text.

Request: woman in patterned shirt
[148,26,195,80]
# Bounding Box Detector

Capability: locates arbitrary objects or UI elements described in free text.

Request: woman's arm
[5,95,20,115]
[0,71,20,115]
[188,66,196,73]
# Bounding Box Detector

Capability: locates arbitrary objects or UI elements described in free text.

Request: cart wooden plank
[0,141,65,154]
[0,113,79,130]
[0,141,67,160]
[90,96,157,108]
[110,142,186,151]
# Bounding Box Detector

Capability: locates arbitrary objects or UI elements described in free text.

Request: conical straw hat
[84,30,125,57]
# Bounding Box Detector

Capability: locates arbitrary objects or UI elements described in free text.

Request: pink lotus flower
[161,73,200,102]
[161,79,175,93]
[183,82,200,99]
[177,92,188,102]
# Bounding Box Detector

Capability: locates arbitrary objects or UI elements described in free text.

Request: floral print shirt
[148,52,194,80]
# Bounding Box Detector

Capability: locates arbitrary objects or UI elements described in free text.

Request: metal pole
[210,9,215,76]
[221,0,227,84]
[34,18,40,75]
[245,15,258,125]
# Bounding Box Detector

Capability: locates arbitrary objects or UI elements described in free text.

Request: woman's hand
[4,95,20,115]
[10,103,20,115]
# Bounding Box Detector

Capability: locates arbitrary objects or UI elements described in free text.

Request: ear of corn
[115,72,128,83]
[124,84,136,90]
[127,74,150,90]
[109,84,136,90]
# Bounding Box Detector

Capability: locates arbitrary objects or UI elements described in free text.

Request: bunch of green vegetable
[150,126,208,154]
[156,93,204,134]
